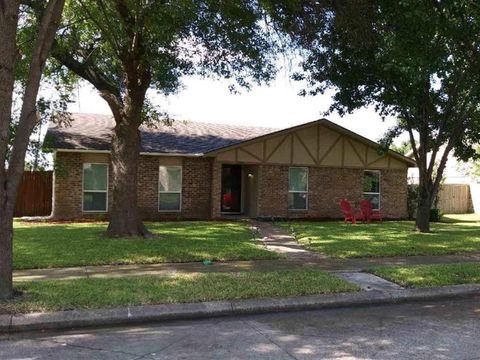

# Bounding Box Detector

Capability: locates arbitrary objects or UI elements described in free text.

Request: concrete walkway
[251,220,327,262]
[336,272,404,292]
[12,221,480,282]
[13,260,298,282]
[14,251,480,282]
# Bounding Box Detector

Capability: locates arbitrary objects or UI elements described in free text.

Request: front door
[221,165,242,213]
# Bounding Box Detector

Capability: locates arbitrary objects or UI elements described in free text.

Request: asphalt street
[1,296,479,359]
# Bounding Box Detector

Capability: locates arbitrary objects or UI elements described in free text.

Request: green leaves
[269,0,480,230]
[55,0,279,101]
[272,0,480,154]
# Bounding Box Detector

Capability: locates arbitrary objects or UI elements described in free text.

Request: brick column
[51,152,85,220]
[381,168,408,218]
[257,164,289,218]
[211,160,222,219]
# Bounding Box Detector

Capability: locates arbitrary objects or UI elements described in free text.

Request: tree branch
[0,1,20,194]
[52,44,121,99]
[7,0,65,202]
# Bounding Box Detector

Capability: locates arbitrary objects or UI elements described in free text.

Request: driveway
[1,296,479,359]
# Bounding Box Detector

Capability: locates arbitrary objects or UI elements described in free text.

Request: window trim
[288,166,309,211]
[82,163,109,213]
[158,165,182,212]
[363,169,381,210]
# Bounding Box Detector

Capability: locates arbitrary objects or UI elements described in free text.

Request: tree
[269,0,480,232]
[390,141,412,157]
[458,146,480,181]
[0,0,65,299]
[48,0,278,237]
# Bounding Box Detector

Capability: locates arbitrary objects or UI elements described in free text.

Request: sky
[67,72,399,145]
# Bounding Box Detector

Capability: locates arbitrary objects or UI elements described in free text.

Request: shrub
[430,208,442,222]
[407,184,419,220]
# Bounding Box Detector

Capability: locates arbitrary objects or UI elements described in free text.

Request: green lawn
[440,213,480,223]
[13,221,278,269]
[281,214,480,258]
[370,263,480,288]
[0,269,358,314]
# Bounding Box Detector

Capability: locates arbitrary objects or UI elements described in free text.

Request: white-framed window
[159,165,182,211]
[288,167,308,210]
[83,163,108,212]
[363,170,381,210]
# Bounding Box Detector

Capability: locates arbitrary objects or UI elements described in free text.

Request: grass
[369,263,480,288]
[13,221,278,270]
[440,213,480,223]
[281,214,480,258]
[0,269,359,314]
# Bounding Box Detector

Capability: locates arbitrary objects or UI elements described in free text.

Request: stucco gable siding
[211,122,409,170]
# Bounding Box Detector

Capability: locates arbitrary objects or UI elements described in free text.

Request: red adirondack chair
[340,199,365,224]
[360,199,384,222]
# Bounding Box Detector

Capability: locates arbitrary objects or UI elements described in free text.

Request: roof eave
[55,148,205,157]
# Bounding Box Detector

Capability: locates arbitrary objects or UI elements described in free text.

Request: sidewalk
[14,253,480,282]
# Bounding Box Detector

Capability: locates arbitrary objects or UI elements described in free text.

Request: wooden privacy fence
[14,171,53,217]
[437,184,473,214]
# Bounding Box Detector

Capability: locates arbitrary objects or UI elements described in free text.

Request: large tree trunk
[415,176,440,233]
[0,1,19,299]
[415,189,433,232]
[0,199,14,300]
[0,0,65,299]
[106,116,151,237]
[101,55,152,238]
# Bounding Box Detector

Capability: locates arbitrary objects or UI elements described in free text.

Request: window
[363,170,381,210]
[288,167,308,210]
[83,163,108,212]
[159,166,182,211]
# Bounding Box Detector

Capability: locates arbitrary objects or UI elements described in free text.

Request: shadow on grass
[282,219,480,258]
[13,221,279,270]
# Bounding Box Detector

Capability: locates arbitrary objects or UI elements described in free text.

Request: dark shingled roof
[46,113,277,154]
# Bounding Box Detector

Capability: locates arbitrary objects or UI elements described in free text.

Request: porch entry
[221,164,258,216]
[221,164,242,213]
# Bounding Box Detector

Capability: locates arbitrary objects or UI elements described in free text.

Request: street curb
[1,284,479,333]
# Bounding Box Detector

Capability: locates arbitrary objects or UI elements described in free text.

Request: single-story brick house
[46,113,416,220]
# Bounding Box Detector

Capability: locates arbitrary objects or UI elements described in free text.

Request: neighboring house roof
[45,113,276,155]
[45,113,415,166]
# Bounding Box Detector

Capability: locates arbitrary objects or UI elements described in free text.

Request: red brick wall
[137,155,160,219]
[181,157,212,219]
[256,165,407,219]
[211,162,222,219]
[52,152,212,220]
[52,152,113,220]
[52,152,84,219]
[380,169,408,218]
[257,165,289,217]
[53,151,408,220]
[306,167,364,219]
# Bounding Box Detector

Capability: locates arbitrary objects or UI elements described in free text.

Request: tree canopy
[47,0,280,236]
[269,0,480,231]
[54,0,278,108]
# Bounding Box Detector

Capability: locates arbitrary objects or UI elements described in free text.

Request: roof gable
[208,119,416,167]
